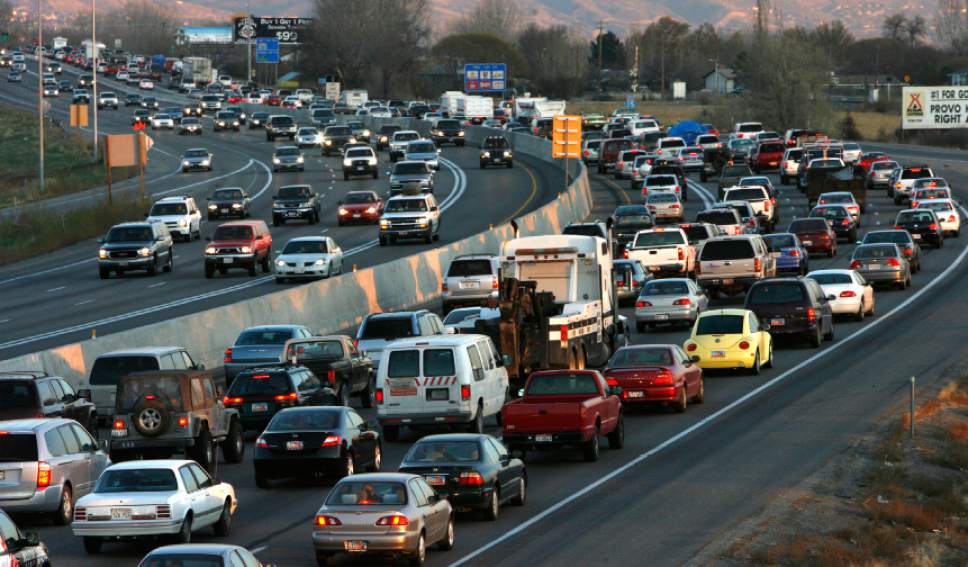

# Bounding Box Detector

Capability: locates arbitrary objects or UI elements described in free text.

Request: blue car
[764,233,809,275]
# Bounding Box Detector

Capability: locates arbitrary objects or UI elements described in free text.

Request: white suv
[379,193,441,245]
[146,196,202,241]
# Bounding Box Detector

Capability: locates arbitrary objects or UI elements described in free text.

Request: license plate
[627,391,644,398]
[771,318,785,326]
[912,234,921,240]
[869,263,881,269]
[251,402,268,412]
[287,211,301,217]
[427,388,449,401]
[221,208,228,214]
[769,161,778,166]
[535,434,553,443]
[425,474,446,486]
[356,166,364,171]
[803,240,813,246]
[119,261,129,267]
[721,278,734,285]
[110,508,132,520]
[711,351,726,359]
[654,314,669,320]
[460,280,480,289]
[223,258,234,264]
[286,440,303,451]
[353,213,361,218]
[344,541,367,552]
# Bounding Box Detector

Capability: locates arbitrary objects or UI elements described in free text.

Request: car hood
[209,199,243,207]
[211,239,256,248]
[381,211,429,220]
[390,174,431,182]
[101,240,154,250]
[342,202,378,211]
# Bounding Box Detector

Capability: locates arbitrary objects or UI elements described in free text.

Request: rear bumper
[313,529,420,553]
[858,269,905,283]
[620,386,679,404]
[254,455,343,477]
[379,411,473,426]
[635,306,694,322]
[72,518,182,538]
[0,486,63,513]
[110,436,194,451]
[697,276,760,290]
[442,291,497,306]
[503,431,589,450]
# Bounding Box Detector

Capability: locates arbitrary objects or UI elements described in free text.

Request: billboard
[902,86,968,130]
[255,38,279,64]
[463,63,506,93]
[176,26,234,45]
[234,16,313,45]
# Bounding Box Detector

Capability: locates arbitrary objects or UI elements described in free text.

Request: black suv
[744,277,835,348]
[894,209,943,249]
[433,119,465,146]
[321,125,355,156]
[224,366,336,430]
[124,93,142,107]
[0,371,98,436]
[207,187,251,220]
[375,124,401,151]
[610,204,654,253]
[266,115,297,141]
[272,184,320,225]
[480,136,513,168]
[809,204,858,242]
[96,221,174,279]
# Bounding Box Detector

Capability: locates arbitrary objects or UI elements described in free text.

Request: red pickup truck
[502,370,625,462]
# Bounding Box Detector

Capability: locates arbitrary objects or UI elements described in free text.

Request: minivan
[744,278,834,347]
[376,335,509,441]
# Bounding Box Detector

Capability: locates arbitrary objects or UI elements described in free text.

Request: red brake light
[458,471,485,486]
[887,258,901,267]
[327,369,336,384]
[376,514,409,526]
[788,249,800,257]
[903,247,913,255]
[677,247,685,260]
[911,201,919,208]
[652,370,674,386]
[375,389,384,404]
[224,396,243,405]
[674,186,680,192]
[605,376,618,386]
[353,339,359,349]
[686,343,697,352]
[560,325,569,342]
[738,341,750,350]
[316,515,342,526]
[928,223,938,231]
[673,298,691,306]
[37,461,52,489]
[256,436,268,448]
[894,225,902,230]
[754,258,761,272]
[850,260,861,269]
[322,434,341,447]
[177,417,189,427]
[253,374,271,379]
[274,392,298,401]
[636,300,651,308]
[441,282,448,292]
[841,218,850,226]
[460,384,471,400]
[949,216,956,222]
[144,394,156,400]
[113,420,125,430]
[806,308,816,322]
[839,290,857,298]
[223,348,233,363]
[492,277,499,290]
[623,248,629,259]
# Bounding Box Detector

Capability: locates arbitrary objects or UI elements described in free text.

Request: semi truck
[339,89,369,108]
[181,56,213,86]
[457,95,494,123]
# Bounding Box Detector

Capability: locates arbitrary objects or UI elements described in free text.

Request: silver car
[389,161,436,195]
[646,192,684,222]
[442,255,498,309]
[634,278,709,332]
[849,243,911,290]
[866,160,901,190]
[138,544,267,566]
[224,325,313,381]
[312,473,454,565]
[404,140,440,171]
[0,418,110,524]
[613,259,651,303]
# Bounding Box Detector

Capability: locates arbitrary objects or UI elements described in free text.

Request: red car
[858,152,889,173]
[603,345,704,413]
[702,123,720,137]
[788,217,837,257]
[265,95,282,106]
[204,220,273,278]
[502,370,624,462]
[227,93,244,103]
[751,140,786,173]
[337,190,384,225]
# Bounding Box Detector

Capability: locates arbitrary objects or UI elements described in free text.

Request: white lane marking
[0,258,95,287]
[148,282,166,288]
[448,204,968,567]
[0,319,11,324]
[74,299,94,306]
[153,160,255,198]
[250,546,268,555]
[46,286,66,293]
[249,159,274,200]
[688,180,714,209]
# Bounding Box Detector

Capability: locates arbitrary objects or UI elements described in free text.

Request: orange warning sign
[552,115,582,159]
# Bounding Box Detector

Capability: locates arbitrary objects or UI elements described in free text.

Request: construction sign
[902,86,968,130]
[69,104,88,127]
[552,115,582,159]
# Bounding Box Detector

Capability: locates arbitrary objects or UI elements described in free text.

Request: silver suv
[442,255,499,310]
[0,418,110,524]
[695,234,775,296]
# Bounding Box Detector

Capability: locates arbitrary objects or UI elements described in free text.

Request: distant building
[948,69,968,86]
[703,67,735,94]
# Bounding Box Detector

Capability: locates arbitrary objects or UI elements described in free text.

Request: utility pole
[245,2,252,86]
[597,20,605,93]
[37,0,45,193]
[92,0,98,161]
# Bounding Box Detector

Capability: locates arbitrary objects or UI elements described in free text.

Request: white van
[376,335,509,441]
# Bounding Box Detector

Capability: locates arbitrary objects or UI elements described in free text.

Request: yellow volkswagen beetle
[683,308,773,374]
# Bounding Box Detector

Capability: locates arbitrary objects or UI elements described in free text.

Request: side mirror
[99,439,110,451]
[825,294,836,301]
[430,206,439,212]
[501,354,511,368]
[855,241,862,245]
[443,327,456,335]
[195,363,206,370]
[77,388,92,401]
[24,532,40,547]
[517,388,525,397]
[760,323,771,332]
[437,148,442,154]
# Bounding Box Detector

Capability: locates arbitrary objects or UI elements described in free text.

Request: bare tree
[904,15,926,46]
[450,0,521,42]
[936,0,968,54]
[882,14,906,41]
[516,24,587,97]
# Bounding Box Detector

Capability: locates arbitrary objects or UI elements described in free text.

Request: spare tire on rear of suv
[132,398,172,438]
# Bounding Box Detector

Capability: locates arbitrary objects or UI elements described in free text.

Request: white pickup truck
[626,228,695,277]
[722,186,776,229]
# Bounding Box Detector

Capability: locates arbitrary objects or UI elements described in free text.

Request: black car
[433,118,465,146]
[321,125,355,156]
[206,187,251,220]
[96,221,174,278]
[141,96,159,109]
[375,124,401,150]
[894,209,943,249]
[182,102,203,117]
[124,93,142,107]
[861,229,922,272]
[479,136,513,168]
[226,105,247,124]
[131,109,150,125]
[610,205,655,253]
[248,111,269,129]
[0,510,49,567]
[718,163,753,200]
[0,371,98,436]
[272,184,320,225]
[398,433,526,520]
[253,406,381,488]
[744,277,835,348]
[225,365,336,431]
[285,335,376,407]
[809,204,858,242]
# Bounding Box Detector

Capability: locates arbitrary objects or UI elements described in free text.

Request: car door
[347,341,369,392]
[36,380,61,417]
[187,463,223,528]
[187,199,201,232]
[69,423,108,496]
[329,238,342,272]
[674,347,700,396]
[411,478,445,542]
[477,339,504,416]
[56,379,84,424]
[808,280,834,334]
[54,424,89,498]
[482,438,512,499]
[201,377,226,437]
[345,410,376,464]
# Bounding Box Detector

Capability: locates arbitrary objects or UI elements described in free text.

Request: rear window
[863,232,908,244]
[785,149,803,160]
[759,143,784,153]
[90,356,160,386]
[788,219,828,233]
[680,225,713,243]
[614,214,652,228]
[646,176,676,187]
[809,273,852,285]
[448,259,492,278]
[725,188,767,201]
[897,211,935,224]
[228,372,290,395]
[361,318,414,340]
[854,245,899,259]
[643,281,689,295]
[405,440,481,462]
[563,225,604,238]
[387,350,419,378]
[696,210,739,225]
[738,123,763,132]
[270,116,294,126]
[0,433,38,462]
[763,234,796,251]
[747,283,806,305]
[95,469,178,493]
[525,373,600,396]
[902,168,932,179]
[267,410,339,431]
[117,376,182,411]
[235,329,294,345]
[697,315,744,335]
[423,349,455,377]
[608,347,673,367]
[634,231,685,247]
[700,240,755,260]
[326,481,407,506]
[0,381,38,410]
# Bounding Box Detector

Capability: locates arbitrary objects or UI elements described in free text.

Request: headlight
[482,152,490,158]
[296,156,304,163]
[98,249,108,259]
[276,259,286,267]
[365,206,377,213]
[349,137,357,143]
[240,246,252,254]
[200,160,210,166]
[183,160,190,166]
[208,204,217,210]
[314,259,327,266]
[273,157,281,164]
[417,221,429,228]
[205,246,217,255]
[380,219,390,227]
[233,121,239,126]
[178,219,188,227]
[362,129,371,137]
[324,139,332,145]
[380,136,388,142]
[343,158,352,167]
[231,203,242,209]
[504,151,512,157]
[137,247,151,257]
[338,207,349,215]
[458,131,465,136]
[368,157,377,165]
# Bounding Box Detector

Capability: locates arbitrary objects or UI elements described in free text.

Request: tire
[692,378,705,404]
[824,321,834,341]
[750,352,762,375]
[248,264,257,277]
[338,383,351,407]
[99,268,110,279]
[855,304,865,322]
[163,253,173,273]
[511,476,527,506]
[261,253,271,273]
[409,534,426,567]
[437,516,455,550]
[315,552,334,566]
[483,488,499,521]
[192,429,214,471]
[147,255,158,276]
[674,387,688,413]
[223,419,244,463]
[205,265,214,279]
[379,236,388,247]
[255,469,271,489]
[607,414,625,449]
[582,429,600,462]
[174,514,192,544]
[83,537,102,554]
[53,484,73,525]
[424,231,433,244]
[212,499,232,536]
[343,172,348,181]
[276,277,286,284]
[810,327,822,349]
[763,341,774,369]
[368,443,382,472]
[468,403,484,434]
[382,425,400,442]
[360,375,375,408]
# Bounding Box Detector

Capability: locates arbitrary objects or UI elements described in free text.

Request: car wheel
[204,265,214,279]
[763,341,774,368]
[212,499,232,536]
[53,484,73,525]
[340,450,355,479]
[315,551,335,566]
[607,414,625,448]
[147,255,158,276]
[409,534,426,567]
[483,488,500,521]
[338,383,351,407]
[635,321,646,333]
[810,327,822,348]
[174,514,192,544]
[692,378,706,404]
[425,231,433,244]
[382,425,400,442]
[261,253,271,273]
[361,376,376,408]
[82,537,103,554]
[223,419,244,463]
[192,429,214,471]
[855,304,865,322]
[511,476,527,506]
[248,264,257,277]
[163,253,173,273]
[99,267,110,279]
[437,515,455,550]
[824,321,835,341]
[582,428,600,462]
[468,403,484,434]
[379,235,388,247]
[368,443,382,472]
[674,386,688,413]
[751,351,762,375]
[276,277,286,284]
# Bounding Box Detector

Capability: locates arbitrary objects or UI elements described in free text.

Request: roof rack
[0,370,50,378]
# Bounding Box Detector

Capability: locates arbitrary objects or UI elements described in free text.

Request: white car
[116,71,129,81]
[655,136,687,157]
[72,460,237,554]
[807,269,875,321]
[246,92,264,104]
[817,191,860,220]
[146,196,202,241]
[841,142,862,164]
[150,113,175,129]
[914,198,961,237]
[641,173,682,200]
[780,148,803,184]
[295,127,322,148]
[138,79,154,90]
[646,192,683,222]
[282,96,302,108]
[369,107,392,118]
[442,306,484,333]
[629,118,661,136]
[274,236,344,283]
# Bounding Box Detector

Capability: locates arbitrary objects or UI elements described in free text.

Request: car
[355,310,444,372]
[612,258,652,304]
[645,192,684,222]
[336,190,383,225]
[265,115,297,141]
[206,187,251,220]
[346,120,372,142]
[914,198,961,237]
[179,117,203,135]
[431,118,465,146]
[7,70,21,82]
[181,147,212,171]
[603,345,704,412]
[283,335,377,407]
[203,220,273,278]
[861,229,922,272]
[442,255,499,310]
[894,208,943,249]
[310,108,337,127]
[378,193,442,245]
[72,460,237,553]
[634,278,708,332]
[858,151,889,173]
[389,130,422,162]
[892,165,933,204]
[744,277,835,347]
[616,149,646,179]
[717,163,754,198]
[271,184,319,225]
[733,121,764,139]
[683,309,773,373]
[41,81,59,97]
[137,543,267,567]
[0,370,98,434]
[296,126,322,148]
[807,269,876,321]
[675,146,704,172]
[248,111,269,128]
[131,109,151,125]
[726,137,757,162]
[224,365,336,431]
[146,196,202,241]
[273,236,343,282]
[809,204,858,242]
[849,243,912,290]
[750,139,785,172]
[213,110,240,131]
[712,201,762,234]
[625,227,694,278]
[405,140,441,171]
[611,204,654,253]
[442,307,484,334]
[137,78,154,90]
[694,234,775,297]
[842,141,862,164]
[695,207,744,237]
[502,370,624,462]
[763,233,809,275]
[722,185,777,230]
[343,145,379,180]
[96,221,173,279]
[388,160,436,196]
[321,125,356,155]
[46,61,62,74]
[311,472,454,565]
[124,93,142,107]
[817,191,861,220]
[199,94,222,113]
[788,217,837,257]
[282,95,301,108]
[779,148,804,184]
[640,173,684,201]
[479,135,513,168]
[149,112,174,129]
[375,124,402,150]
[108,371,245,469]
[222,325,313,382]
[271,145,306,172]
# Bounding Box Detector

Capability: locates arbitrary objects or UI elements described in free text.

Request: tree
[589,30,626,70]
[810,20,854,64]
[882,14,906,41]
[626,17,690,93]
[432,33,527,77]
[936,0,968,54]
[449,0,521,42]
[904,15,926,46]
[516,23,587,97]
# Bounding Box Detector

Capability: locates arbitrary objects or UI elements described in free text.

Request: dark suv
[479,136,513,168]
[97,222,174,279]
[224,366,336,430]
[894,209,943,249]
[744,277,834,348]
[809,205,858,242]
[433,118,465,146]
[0,372,98,436]
[266,115,297,141]
[272,184,320,225]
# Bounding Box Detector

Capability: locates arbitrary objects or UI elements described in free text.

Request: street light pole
[92,0,98,161]
[37,0,45,193]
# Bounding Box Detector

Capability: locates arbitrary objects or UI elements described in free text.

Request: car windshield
[216,112,235,119]
[897,211,935,224]
[448,259,492,277]
[212,226,253,240]
[648,193,678,203]
[614,214,652,227]
[271,117,294,126]
[116,376,182,411]
[184,149,208,157]
[642,281,689,296]
[608,347,673,367]
[267,410,339,431]
[789,219,828,232]
[700,240,755,260]
[298,128,318,135]
[443,308,481,325]
[854,245,898,259]
[763,234,796,251]
[0,433,38,462]
[326,481,407,506]
[405,440,481,463]
[408,142,436,153]
[279,186,310,198]
[228,372,290,396]
[526,373,600,396]
[361,318,413,340]
[902,168,932,179]
[872,162,896,171]
[697,315,744,335]
[725,188,766,201]
[563,225,603,238]
[151,203,187,216]
[283,240,328,254]
[182,118,199,125]
[325,126,351,135]
[235,329,294,345]
[394,162,428,175]
[385,199,428,213]
[437,120,460,129]
[140,555,223,567]
[809,272,852,285]
[275,148,301,157]
[105,226,153,242]
[483,138,509,149]
[212,189,243,200]
[759,143,784,153]
[312,110,334,117]
[634,231,683,247]
[344,192,376,204]
[395,133,420,142]
[748,283,805,304]
[95,469,178,493]
[646,175,676,186]
[347,149,372,158]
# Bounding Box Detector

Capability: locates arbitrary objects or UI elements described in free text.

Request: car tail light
[902,247,913,255]
[754,258,761,272]
[670,203,681,209]
[623,248,629,259]
[788,249,800,257]
[887,258,901,267]
[672,298,692,306]
[156,505,171,519]
[819,199,827,204]
[850,260,861,269]
[764,201,771,211]
[840,290,857,298]
[74,507,87,521]
[460,384,471,400]
[583,149,589,157]
[113,419,125,430]
[560,325,569,342]
[674,186,680,193]
[327,369,336,385]
[492,277,499,289]
[605,376,618,386]
[37,461,51,489]
[352,339,359,349]
[457,471,485,486]
[738,341,750,350]
[177,417,189,427]
[322,434,341,447]
[316,515,342,526]
[641,187,648,196]
[841,218,850,226]
[911,201,919,208]
[441,282,448,292]
[223,347,233,363]
[806,308,816,322]
[748,219,756,227]
[274,392,298,401]
[636,300,652,308]
[256,437,269,448]
[686,343,697,352]
[949,215,957,222]
[616,279,625,287]
[375,514,409,526]
[652,370,675,386]
[224,396,243,405]
[929,223,938,230]
[375,389,384,404]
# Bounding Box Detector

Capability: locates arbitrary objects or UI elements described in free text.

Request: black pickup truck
[283,335,377,408]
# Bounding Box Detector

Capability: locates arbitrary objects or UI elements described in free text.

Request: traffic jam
[2,48,966,567]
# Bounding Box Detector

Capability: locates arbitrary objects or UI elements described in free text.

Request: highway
[15,132,968,565]
[0,72,565,357]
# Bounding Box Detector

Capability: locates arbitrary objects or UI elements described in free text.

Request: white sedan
[275,236,344,283]
[72,460,237,554]
[138,78,155,90]
[807,269,875,321]
[150,113,175,129]
[915,198,961,237]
